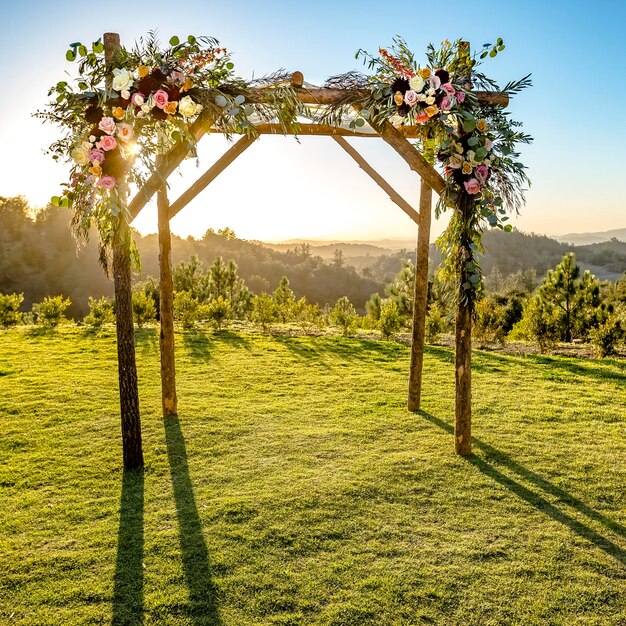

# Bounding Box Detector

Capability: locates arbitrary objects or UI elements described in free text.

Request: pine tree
[272,276,296,322]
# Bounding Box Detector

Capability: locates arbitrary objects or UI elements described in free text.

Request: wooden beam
[254,123,424,139]
[407,179,432,411]
[157,156,178,417]
[332,136,419,224]
[168,135,256,220]
[247,86,509,108]
[128,112,213,221]
[366,116,447,197]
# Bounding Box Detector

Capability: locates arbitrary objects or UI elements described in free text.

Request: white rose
[416,93,427,102]
[466,150,478,166]
[425,96,436,105]
[112,68,133,93]
[121,89,130,100]
[71,146,90,166]
[178,95,203,118]
[409,75,425,92]
[427,87,435,96]
[141,103,151,113]
[485,138,493,152]
[81,141,93,151]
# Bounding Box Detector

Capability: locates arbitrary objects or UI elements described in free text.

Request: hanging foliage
[38,33,303,264]
[321,37,532,304]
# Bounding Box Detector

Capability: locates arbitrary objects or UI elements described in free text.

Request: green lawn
[1,326,625,625]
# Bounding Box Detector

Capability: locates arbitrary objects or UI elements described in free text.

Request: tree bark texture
[113,222,144,469]
[407,179,432,411]
[158,177,178,416]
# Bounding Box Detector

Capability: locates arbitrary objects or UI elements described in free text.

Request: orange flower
[181,77,194,93]
[393,91,404,106]
[424,105,439,117]
[476,119,489,133]
[89,164,102,177]
[112,107,125,120]
[138,65,150,78]
[164,101,178,115]
[418,67,431,79]
[462,162,473,175]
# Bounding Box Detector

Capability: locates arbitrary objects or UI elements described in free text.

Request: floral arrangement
[39,34,301,261]
[323,37,532,301]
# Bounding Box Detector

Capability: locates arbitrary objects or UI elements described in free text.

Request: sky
[0,0,624,242]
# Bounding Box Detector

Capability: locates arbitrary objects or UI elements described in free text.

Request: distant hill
[556,228,626,245]
[271,230,626,284]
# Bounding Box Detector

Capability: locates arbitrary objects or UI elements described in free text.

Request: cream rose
[409,75,425,92]
[116,123,134,143]
[71,146,90,166]
[448,154,463,169]
[98,117,116,135]
[178,95,203,118]
[112,68,133,93]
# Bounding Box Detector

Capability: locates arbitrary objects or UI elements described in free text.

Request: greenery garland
[41,33,530,304]
[38,33,304,266]
[321,37,532,305]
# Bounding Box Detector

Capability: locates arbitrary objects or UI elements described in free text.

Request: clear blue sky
[0,0,624,241]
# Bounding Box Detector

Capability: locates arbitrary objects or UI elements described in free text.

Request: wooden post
[407,178,432,411]
[157,162,178,416]
[105,32,143,469]
[455,193,473,456]
[455,41,473,456]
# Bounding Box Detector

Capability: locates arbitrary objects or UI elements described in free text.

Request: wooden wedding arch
[101,34,510,468]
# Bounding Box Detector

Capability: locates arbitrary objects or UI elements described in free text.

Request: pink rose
[97,175,116,189]
[442,82,455,96]
[440,96,453,111]
[153,90,169,109]
[98,116,116,135]
[404,90,418,106]
[131,92,145,107]
[475,165,490,183]
[429,75,441,90]
[463,178,481,195]
[116,123,134,143]
[455,90,466,103]
[485,138,493,152]
[89,148,105,163]
[99,135,117,151]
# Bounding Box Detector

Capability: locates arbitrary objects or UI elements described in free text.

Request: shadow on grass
[183,329,214,362]
[271,334,405,363]
[165,414,221,624]
[420,411,626,566]
[183,328,251,362]
[112,468,144,625]
[473,349,626,384]
[26,325,58,338]
[135,327,158,355]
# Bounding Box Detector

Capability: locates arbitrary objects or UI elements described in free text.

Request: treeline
[365,229,626,283]
[0,196,382,318]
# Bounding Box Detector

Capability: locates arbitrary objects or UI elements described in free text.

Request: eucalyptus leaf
[234,94,245,105]
[169,36,180,46]
[66,50,76,62]
[214,95,228,107]
[463,119,476,132]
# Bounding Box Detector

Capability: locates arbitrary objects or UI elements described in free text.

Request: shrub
[425,304,446,344]
[379,301,402,339]
[204,296,230,331]
[0,292,24,327]
[474,296,508,345]
[589,313,624,358]
[84,296,114,328]
[132,289,157,328]
[329,296,357,337]
[292,297,324,334]
[174,291,199,329]
[514,296,560,353]
[32,295,71,326]
[251,293,277,332]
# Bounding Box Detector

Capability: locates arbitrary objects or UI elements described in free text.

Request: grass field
[1,325,625,625]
